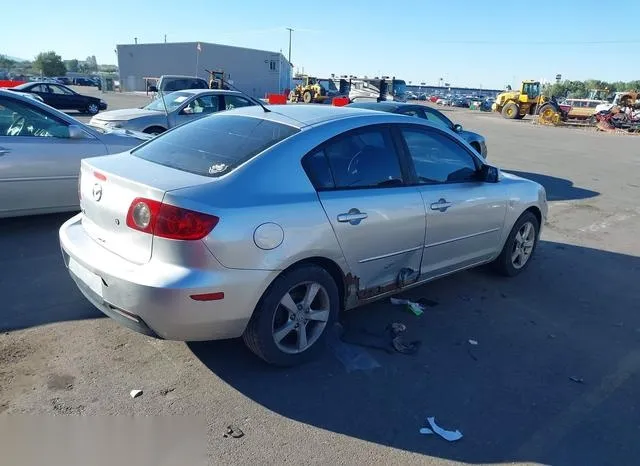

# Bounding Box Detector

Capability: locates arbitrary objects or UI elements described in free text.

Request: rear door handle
[0,147,10,156]
[337,209,368,225]
[430,198,453,212]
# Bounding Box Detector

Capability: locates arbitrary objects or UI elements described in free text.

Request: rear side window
[302,127,403,190]
[132,115,299,177]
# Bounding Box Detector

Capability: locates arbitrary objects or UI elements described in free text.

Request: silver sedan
[59,104,547,366]
[89,89,259,135]
[0,90,151,218]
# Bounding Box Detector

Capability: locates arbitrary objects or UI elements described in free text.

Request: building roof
[116,41,292,68]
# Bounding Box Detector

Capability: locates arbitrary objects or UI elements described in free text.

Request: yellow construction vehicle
[288,76,328,103]
[205,69,229,90]
[493,80,561,120]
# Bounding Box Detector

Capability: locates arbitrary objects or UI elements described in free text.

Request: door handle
[337,208,368,225]
[0,147,10,157]
[430,198,452,212]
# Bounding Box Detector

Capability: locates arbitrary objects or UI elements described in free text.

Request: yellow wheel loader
[493,80,562,121]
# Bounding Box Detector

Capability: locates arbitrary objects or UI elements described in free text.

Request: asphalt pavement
[1,93,640,465]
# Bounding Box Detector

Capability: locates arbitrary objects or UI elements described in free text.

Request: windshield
[144,92,192,112]
[132,115,300,177]
[393,80,407,98]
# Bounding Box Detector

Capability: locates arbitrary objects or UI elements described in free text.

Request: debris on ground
[340,322,421,355]
[569,376,585,384]
[224,425,245,438]
[417,297,439,307]
[390,297,425,316]
[468,339,478,346]
[129,389,143,399]
[420,417,463,442]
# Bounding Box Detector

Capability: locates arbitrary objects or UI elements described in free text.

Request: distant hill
[1,54,28,62]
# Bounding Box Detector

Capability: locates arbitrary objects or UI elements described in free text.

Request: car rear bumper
[99,102,108,110]
[59,213,276,341]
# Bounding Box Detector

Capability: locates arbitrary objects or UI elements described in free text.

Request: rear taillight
[126,198,218,240]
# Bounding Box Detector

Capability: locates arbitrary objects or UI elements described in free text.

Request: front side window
[401,128,477,184]
[224,95,253,110]
[183,95,220,114]
[304,127,403,190]
[0,97,69,138]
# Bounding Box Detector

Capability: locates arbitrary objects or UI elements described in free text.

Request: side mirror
[453,123,463,133]
[480,164,500,183]
[148,85,158,93]
[68,125,90,139]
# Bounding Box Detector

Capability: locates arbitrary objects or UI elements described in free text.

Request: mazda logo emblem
[92,183,103,201]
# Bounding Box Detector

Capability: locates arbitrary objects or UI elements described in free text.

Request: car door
[302,125,426,297]
[28,84,51,106]
[171,94,221,127]
[398,125,506,278]
[0,96,108,216]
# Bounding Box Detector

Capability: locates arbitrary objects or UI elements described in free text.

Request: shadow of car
[505,170,599,201]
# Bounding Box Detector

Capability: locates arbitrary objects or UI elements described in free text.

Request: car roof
[169,89,243,96]
[221,103,422,129]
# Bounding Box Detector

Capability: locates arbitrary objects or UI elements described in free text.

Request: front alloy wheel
[493,211,540,276]
[511,221,536,269]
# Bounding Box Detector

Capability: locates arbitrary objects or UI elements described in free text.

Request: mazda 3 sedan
[59,105,547,366]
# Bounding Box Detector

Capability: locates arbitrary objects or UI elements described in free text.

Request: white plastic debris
[419,427,434,435]
[390,298,410,305]
[427,417,463,442]
[468,339,478,346]
[130,389,143,398]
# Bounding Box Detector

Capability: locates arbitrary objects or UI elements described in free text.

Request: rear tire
[501,102,520,119]
[243,264,339,366]
[86,103,99,115]
[493,211,540,277]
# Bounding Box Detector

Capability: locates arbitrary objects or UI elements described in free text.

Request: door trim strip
[359,245,423,264]
[425,227,500,249]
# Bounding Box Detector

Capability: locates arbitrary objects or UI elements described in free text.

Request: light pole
[286,28,293,65]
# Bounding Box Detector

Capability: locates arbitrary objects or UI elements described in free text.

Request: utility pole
[286,28,293,65]
[164,34,167,43]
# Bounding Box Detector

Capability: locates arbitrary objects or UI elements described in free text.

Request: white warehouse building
[116,41,292,97]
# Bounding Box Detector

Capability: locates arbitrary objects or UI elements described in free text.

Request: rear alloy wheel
[493,211,540,276]
[86,103,100,115]
[501,102,520,119]
[243,264,339,366]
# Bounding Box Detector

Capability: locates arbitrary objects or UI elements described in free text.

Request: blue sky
[3,0,639,89]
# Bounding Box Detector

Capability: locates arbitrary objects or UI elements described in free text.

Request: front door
[305,125,426,296]
[398,126,506,278]
[0,96,107,216]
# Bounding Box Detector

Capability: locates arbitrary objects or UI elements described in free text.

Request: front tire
[243,264,339,366]
[303,90,313,104]
[493,211,540,277]
[501,102,520,119]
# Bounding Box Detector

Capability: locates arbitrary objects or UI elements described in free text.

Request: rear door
[304,125,426,296]
[397,125,506,278]
[0,96,107,215]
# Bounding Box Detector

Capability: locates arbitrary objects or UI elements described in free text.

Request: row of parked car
[1,84,547,367]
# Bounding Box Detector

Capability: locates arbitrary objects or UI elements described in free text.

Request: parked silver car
[60,105,547,366]
[0,89,151,218]
[89,89,259,135]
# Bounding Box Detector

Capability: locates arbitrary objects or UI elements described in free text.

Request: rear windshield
[132,115,299,177]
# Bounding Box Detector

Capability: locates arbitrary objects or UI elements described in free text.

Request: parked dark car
[73,77,97,87]
[347,101,488,158]
[55,76,73,85]
[9,82,107,115]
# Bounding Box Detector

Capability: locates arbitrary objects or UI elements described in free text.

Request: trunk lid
[79,153,212,264]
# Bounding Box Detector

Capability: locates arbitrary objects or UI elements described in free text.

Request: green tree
[33,51,66,76]
[0,55,17,72]
[85,55,98,72]
[64,59,79,73]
